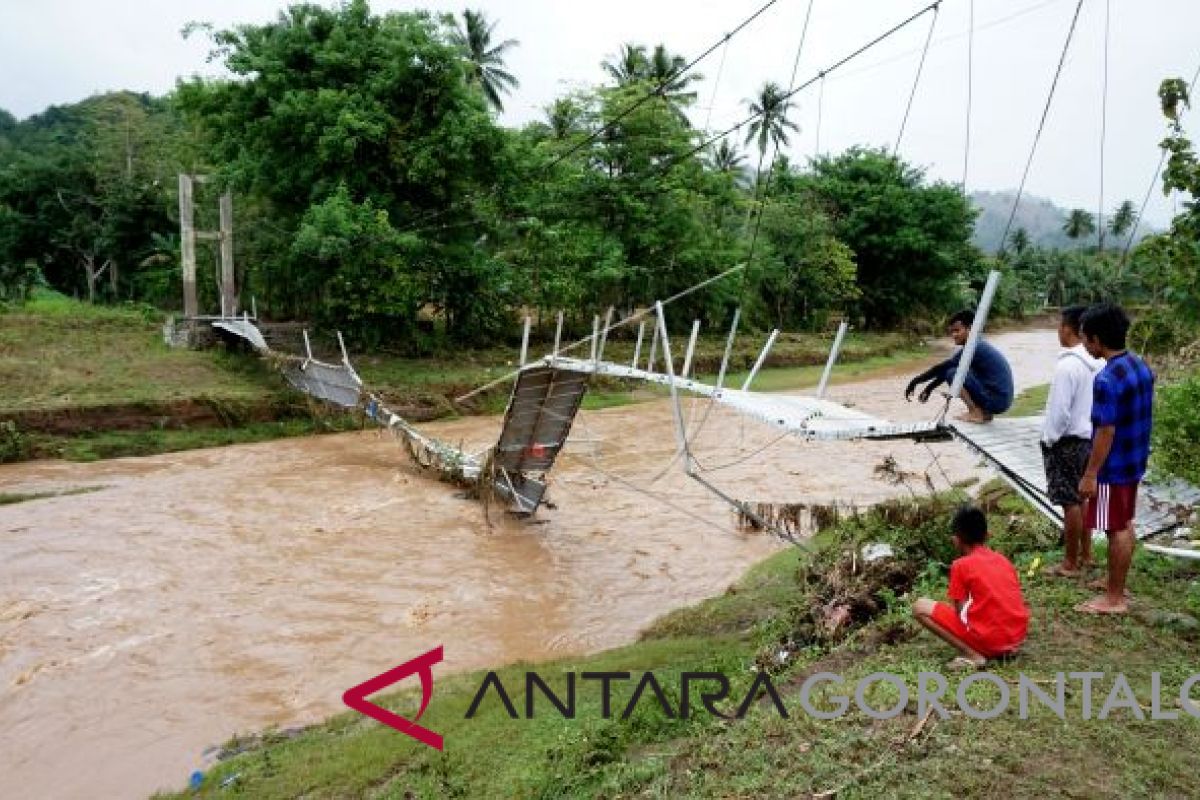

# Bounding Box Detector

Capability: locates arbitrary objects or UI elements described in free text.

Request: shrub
[1153,370,1200,484]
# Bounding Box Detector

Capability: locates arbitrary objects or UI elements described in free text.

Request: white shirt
[1042,344,1104,445]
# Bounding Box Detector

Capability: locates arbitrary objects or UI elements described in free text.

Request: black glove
[918,384,935,403]
[904,378,921,401]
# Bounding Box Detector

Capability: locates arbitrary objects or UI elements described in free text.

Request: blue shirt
[947,339,1014,411]
[1091,351,1155,485]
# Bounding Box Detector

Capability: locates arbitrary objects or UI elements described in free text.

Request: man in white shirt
[1041,305,1104,577]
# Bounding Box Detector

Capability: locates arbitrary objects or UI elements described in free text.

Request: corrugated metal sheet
[494,364,589,473]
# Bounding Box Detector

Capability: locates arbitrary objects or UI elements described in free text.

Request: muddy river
[0,327,1057,798]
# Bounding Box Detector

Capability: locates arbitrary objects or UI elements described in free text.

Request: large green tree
[178,0,514,341]
[800,147,979,326]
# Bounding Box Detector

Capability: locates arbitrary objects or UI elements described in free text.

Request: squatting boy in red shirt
[913,506,1030,669]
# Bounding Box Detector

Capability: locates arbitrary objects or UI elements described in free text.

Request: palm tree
[744,82,799,191]
[645,45,700,106]
[602,43,648,85]
[449,10,519,113]
[546,98,582,140]
[1062,208,1096,243]
[1109,199,1137,239]
[602,43,700,125]
[709,139,750,186]
[1009,227,1031,255]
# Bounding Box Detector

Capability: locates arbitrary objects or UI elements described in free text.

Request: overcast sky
[2,0,1198,226]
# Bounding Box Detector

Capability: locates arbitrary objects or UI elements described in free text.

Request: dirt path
[0,327,1058,799]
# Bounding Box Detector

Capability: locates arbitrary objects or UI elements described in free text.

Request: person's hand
[1078,473,1098,500]
[905,378,920,401]
[918,385,935,403]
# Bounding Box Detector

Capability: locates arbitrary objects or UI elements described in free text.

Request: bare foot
[1075,596,1129,615]
[1086,578,1130,598]
[1046,563,1081,578]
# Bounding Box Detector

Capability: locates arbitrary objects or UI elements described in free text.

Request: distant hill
[970,190,1155,253]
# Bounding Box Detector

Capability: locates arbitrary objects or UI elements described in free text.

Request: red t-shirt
[947,546,1030,652]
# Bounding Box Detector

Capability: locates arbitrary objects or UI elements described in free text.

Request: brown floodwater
[0,327,1058,798]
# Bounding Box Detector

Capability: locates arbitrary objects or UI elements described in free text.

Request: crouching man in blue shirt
[904,309,1014,423]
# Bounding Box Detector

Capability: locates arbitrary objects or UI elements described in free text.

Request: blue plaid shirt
[1091,351,1155,485]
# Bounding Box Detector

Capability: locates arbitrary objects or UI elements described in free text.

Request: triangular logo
[343,645,444,750]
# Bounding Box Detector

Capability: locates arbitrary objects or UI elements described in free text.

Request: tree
[1009,227,1031,255]
[601,42,700,124]
[178,1,514,339]
[708,139,750,187]
[1062,208,1096,242]
[448,9,520,113]
[801,147,979,326]
[744,82,799,188]
[602,43,647,85]
[1109,199,1137,239]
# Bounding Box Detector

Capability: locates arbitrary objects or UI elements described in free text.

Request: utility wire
[999,0,1086,251]
[962,0,974,189]
[395,0,783,237]
[894,3,940,154]
[1097,0,1110,251]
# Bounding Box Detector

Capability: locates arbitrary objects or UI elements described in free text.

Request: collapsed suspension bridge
[212,268,1198,554]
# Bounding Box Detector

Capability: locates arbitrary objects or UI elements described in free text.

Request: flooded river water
[0,327,1057,798]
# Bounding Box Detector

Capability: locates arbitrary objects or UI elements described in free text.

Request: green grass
[0,290,285,412]
[1009,383,1050,417]
[161,490,1200,799]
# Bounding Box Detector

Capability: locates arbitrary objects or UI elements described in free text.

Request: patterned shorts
[1040,437,1091,507]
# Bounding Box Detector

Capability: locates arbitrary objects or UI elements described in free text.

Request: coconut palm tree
[1009,227,1031,255]
[709,139,750,186]
[744,82,799,190]
[1109,199,1137,239]
[449,10,519,113]
[602,43,649,85]
[546,98,583,140]
[602,43,701,125]
[1062,208,1096,243]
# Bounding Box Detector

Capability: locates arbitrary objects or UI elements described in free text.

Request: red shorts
[1086,482,1139,532]
[930,602,1018,659]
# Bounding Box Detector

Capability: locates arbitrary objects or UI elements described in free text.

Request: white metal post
[647,316,660,372]
[302,329,313,361]
[815,320,850,399]
[654,301,690,462]
[519,316,531,367]
[947,270,1002,405]
[742,329,779,391]
[597,306,614,363]
[589,314,600,363]
[681,319,701,378]
[552,311,564,362]
[631,320,646,368]
[714,307,741,395]
[336,330,350,366]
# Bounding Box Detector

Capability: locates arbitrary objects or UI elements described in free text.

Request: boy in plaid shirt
[1077,303,1155,615]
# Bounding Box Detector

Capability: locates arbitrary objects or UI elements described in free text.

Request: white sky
[2,0,1198,226]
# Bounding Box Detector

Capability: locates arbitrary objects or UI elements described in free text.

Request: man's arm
[1079,425,1114,499]
[905,359,952,401]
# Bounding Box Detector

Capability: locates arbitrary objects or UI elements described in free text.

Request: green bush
[0,420,30,463]
[1154,370,1200,484]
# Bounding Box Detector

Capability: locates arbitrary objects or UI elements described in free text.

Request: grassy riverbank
[1,292,930,463]
[159,487,1200,799]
